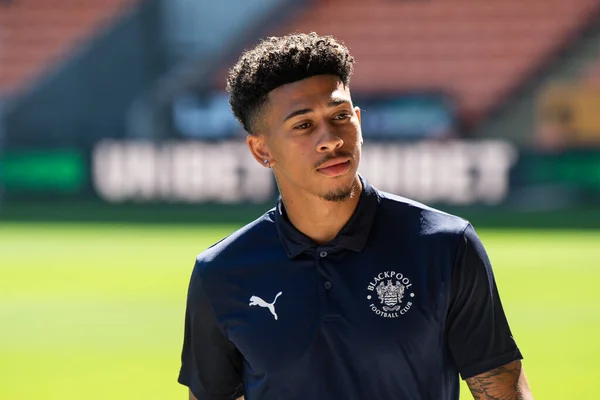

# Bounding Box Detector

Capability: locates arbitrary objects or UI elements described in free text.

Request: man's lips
[317,157,351,170]
[317,159,351,177]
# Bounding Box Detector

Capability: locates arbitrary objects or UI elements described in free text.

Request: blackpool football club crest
[366,271,415,319]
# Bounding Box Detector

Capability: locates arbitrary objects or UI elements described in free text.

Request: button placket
[315,247,337,319]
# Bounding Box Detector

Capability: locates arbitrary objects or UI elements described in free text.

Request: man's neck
[280,177,362,245]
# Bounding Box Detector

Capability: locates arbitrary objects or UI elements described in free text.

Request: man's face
[247,75,363,202]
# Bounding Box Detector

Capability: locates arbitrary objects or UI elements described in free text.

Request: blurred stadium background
[1,0,599,399]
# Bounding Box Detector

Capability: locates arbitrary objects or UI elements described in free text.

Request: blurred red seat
[0,0,134,96]
[225,0,600,125]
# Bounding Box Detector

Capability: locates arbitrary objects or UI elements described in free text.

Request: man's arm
[188,390,244,400]
[465,360,533,400]
[178,261,245,400]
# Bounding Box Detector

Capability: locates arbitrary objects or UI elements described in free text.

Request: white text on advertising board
[92,140,516,205]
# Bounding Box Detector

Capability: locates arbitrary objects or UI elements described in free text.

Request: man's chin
[320,189,353,203]
[318,179,359,203]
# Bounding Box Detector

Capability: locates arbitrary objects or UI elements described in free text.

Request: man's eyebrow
[283,108,312,122]
[282,98,351,122]
[328,98,351,108]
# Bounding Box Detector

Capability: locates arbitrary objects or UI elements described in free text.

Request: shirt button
[319,250,328,258]
[324,281,332,290]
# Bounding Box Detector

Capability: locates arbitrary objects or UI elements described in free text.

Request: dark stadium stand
[250,0,600,126]
[0,0,133,95]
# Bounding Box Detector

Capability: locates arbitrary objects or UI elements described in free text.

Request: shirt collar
[274,175,380,259]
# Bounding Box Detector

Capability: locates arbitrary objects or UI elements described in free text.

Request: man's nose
[316,126,344,153]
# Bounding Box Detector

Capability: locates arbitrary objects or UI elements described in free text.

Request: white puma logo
[249,292,283,320]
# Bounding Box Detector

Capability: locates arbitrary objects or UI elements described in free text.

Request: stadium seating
[251,0,600,124]
[0,0,134,95]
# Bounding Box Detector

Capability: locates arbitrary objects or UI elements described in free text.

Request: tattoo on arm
[465,360,533,400]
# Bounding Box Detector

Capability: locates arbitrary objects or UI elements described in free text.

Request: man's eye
[334,113,351,120]
[294,123,311,130]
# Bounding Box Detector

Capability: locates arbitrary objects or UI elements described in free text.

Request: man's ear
[246,134,273,168]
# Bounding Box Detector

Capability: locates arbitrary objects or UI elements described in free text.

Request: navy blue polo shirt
[178,177,522,400]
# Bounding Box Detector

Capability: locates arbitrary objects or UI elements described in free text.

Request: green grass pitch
[1,222,598,399]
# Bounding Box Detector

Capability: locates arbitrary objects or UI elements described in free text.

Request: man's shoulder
[194,208,280,272]
[377,190,470,236]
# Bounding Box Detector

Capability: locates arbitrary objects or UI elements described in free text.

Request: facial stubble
[319,179,358,202]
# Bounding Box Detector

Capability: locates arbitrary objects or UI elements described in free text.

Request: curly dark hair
[226,32,355,134]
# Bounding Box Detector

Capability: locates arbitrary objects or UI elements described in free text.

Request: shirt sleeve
[178,261,245,400]
[446,224,523,379]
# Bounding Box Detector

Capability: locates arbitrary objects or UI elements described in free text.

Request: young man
[178,33,533,400]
